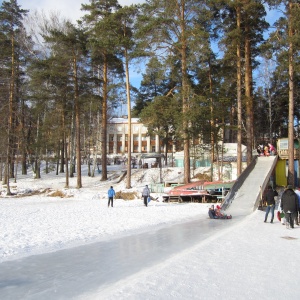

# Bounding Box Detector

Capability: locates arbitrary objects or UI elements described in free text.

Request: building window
[117,146,123,153]
[109,134,114,142]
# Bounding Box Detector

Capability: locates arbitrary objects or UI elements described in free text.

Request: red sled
[277,211,281,221]
[277,211,284,221]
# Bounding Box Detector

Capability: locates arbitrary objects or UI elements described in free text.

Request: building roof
[140,153,165,159]
[108,117,140,124]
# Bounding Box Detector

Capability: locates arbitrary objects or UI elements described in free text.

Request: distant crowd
[256,143,277,156]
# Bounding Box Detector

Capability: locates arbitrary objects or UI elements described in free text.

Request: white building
[107,117,161,155]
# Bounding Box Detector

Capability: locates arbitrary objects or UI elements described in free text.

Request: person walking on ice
[281,185,299,228]
[264,185,278,223]
[108,186,116,208]
[142,185,150,207]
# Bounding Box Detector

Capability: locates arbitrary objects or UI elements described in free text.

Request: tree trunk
[236,4,242,176]
[244,20,253,165]
[288,1,295,186]
[6,20,16,195]
[65,135,69,188]
[62,108,69,188]
[125,48,132,189]
[209,60,215,181]
[73,54,82,188]
[70,113,75,177]
[56,140,60,176]
[60,136,65,173]
[101,56,108,181]
[180,7,190,184]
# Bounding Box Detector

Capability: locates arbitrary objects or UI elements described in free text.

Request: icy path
[0,217,238,300]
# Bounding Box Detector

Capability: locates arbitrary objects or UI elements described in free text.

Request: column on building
[122,133,125,153]
[113,134,117,154]
[131,131,134,155]
[147,136,151,153]
[138,131,142,153]
[155,135,160,153]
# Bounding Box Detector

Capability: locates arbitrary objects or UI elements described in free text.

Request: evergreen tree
[132,57,171,117]
[81,0,123,182]
[139,95,181,164]
[218,0,269,165]
[267,0,300,185]
[138,0,213,183]
[0,0,28,194]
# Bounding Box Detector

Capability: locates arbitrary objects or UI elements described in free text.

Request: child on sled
[208,205,232,219]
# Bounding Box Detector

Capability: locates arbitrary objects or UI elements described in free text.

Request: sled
[277,211,284,221]
[277,211,281,221]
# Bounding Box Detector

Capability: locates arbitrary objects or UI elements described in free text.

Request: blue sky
[2,0,283,89]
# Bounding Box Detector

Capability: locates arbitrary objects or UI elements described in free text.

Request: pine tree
[0,0,28,194]
[81,0,123,182]
[219,0,269,166]
[137,0,213,183]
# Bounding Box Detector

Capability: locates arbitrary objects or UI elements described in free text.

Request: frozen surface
[1,161,300,300]
[0,218,236,299]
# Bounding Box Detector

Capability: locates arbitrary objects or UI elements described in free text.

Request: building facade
[107,117,162,155]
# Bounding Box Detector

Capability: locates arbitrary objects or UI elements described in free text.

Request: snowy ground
[1,164,300,299]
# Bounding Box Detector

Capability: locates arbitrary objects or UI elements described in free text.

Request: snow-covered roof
[108,117,140,124]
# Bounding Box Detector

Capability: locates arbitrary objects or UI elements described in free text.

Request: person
[268,143,277,156]
[264,145,270,156]
[215,205,232,219]
[257,145,263,156]
[281,185,299,228]
[264,186,278,223]
[294,188,300,226]
[277,187,286,225]
[107,186,116,208]
[142,185,150,207]
[208,204,232,219]
[208,205,216,219]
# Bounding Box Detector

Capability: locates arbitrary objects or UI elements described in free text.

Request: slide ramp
[223,156,278,217]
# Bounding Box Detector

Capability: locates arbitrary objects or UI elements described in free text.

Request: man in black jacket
[281,185,299,228]
[264,186,278,223]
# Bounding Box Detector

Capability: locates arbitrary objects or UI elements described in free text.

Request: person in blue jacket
[108,186,116,207]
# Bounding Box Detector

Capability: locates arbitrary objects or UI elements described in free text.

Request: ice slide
[222,155,278,217]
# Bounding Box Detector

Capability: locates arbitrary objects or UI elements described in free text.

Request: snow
[1,164,300,299]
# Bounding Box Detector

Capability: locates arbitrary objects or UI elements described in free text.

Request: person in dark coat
[208,205,216,219]
[281,185,299,228]
[264,186,278,223]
